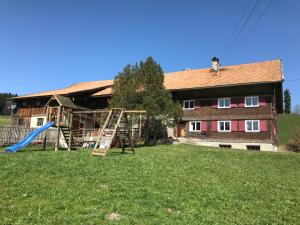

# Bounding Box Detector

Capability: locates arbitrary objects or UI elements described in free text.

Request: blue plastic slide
[6,121,55,153]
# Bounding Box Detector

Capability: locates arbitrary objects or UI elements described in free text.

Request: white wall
[30,116,47,128]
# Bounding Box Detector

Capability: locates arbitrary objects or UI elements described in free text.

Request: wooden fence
[0,125,56,147]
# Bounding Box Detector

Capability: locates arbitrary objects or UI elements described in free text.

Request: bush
[287,128,300,152]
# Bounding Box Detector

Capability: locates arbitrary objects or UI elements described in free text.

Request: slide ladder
[92,108,124,156]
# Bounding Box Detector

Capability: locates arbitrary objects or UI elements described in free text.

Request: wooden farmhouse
[11,59,284,151]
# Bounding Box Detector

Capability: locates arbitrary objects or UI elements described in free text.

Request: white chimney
[211,57,220,72]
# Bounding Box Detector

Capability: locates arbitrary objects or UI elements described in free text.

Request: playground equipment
[5,94,146,155]
[6,121,55,152]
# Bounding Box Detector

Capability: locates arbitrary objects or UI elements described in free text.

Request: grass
[278,114,300,145]
[0,145,299,224]
[0,115,10,125]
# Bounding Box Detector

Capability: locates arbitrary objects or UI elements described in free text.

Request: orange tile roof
[15,59,283,99]
[14,80,113,99]
[92,59,283,96]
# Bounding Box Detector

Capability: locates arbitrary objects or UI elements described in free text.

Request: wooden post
[55,106,61,151]
[68,112,73,151]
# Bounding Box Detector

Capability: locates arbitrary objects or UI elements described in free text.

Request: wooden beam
[55,106,61,151]
[73,109,146,114]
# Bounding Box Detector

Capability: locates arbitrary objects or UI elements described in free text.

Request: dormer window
[183,100,195,110]
[218,98,231,108]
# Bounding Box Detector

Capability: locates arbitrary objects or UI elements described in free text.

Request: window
[36,101,41,106]
[17,118,24,126]
[218,98,231,108]
[22,101,27,107]
[218,121,231,132]
[247,145,260,151]
[183,100,195,110]
[36,118,44,126]
[245,120,260,132]
[189,121,201,132]
[245,96,259,107]
[219,144,232,148]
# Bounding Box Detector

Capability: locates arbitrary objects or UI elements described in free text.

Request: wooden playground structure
[45,95,146,156]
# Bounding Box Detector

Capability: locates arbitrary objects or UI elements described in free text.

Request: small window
[36,118,44,126]
[245,96,259,107]
[247,145,260,151]
[18,118,24,126]
[189,121,201,132]
[219,144,232,148]
[22,102,27,107]
[36,101,41,106]
[218,98,231,108]
[218,121,231,132]
[183,100,195,110]
[245,120,260,132]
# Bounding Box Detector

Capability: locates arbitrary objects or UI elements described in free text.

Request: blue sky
[0,0,299,108]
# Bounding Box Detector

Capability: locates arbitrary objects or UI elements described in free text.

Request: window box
[218,121,231,132]
[245,120,260,132]
[218,98,231,108]
[245,96,259,107]
[183,100,195,110]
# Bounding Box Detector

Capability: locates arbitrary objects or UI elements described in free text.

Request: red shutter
[211,121,218,131]
[260,120,268,131]
[195,100,201,110]
[212,99,218,108]
[259,96,266,107]
[201,121,208,131]
[232,120,238,131]
[231,98,238,108]
[239,98,245,107]
[239,120,245,131]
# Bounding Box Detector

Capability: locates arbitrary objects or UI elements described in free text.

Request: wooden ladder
[92,108,125,156]
[60,126,76,150]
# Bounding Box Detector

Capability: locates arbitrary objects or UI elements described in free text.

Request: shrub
[287,128,300,152]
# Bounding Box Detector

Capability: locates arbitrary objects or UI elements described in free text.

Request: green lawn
[0,145,299,224]
[0,115,10,125]
[278,114,300,145]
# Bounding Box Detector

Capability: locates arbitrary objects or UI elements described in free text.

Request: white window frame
[183,100,195,110]
[218,121,231,132]
[245,120,260,132]
[218,98,231,108]
[189,121,201,132]
[245,96,259,107]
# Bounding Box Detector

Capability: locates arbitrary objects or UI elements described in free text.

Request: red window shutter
[231,120,238,131]
[211,121,218,131]
[238,98,245,107]
[195,100,201,110]
[259,96,266,107]
[239,120,245,131]
[260,120,268,131]
[212,99,218,109]
[231,98,238,108]
[201,121,208,131]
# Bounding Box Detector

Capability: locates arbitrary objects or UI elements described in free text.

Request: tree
[284,89,291,114]
[110,57,182,145]
[293,104,300,115]
[0,93,17,115]
[110,64,143,109]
